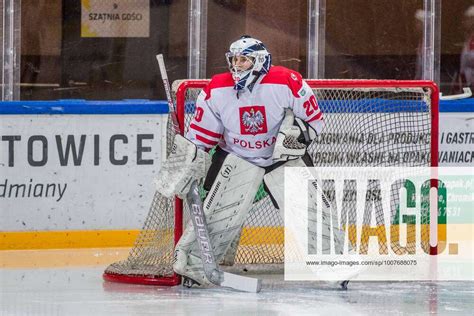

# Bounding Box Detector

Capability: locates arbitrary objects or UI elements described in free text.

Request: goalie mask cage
[103,79,439,286]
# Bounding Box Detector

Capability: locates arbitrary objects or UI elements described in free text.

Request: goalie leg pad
[220,228,242,266]
[263,158,344,255]
[154,135,211,198]
[173,153,265,285]
[263,158,313,211]
[173,225,196,275]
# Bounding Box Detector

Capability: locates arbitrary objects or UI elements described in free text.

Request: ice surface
[1,250,473,315]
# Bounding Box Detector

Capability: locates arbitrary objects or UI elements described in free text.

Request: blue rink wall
[1,97,473,114]
[0,98,473,249]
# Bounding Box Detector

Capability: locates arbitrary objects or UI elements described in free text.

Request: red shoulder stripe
[260,66,303,98]
[190,123,223,139]
[203,73,234,100]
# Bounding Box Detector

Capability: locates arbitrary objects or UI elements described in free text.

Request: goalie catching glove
[155,134,211,198]
[272,109,310,162]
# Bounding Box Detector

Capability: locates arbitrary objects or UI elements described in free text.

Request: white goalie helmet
[225,35,272,91]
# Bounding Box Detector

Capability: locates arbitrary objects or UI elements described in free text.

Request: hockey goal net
[103,79,439,285]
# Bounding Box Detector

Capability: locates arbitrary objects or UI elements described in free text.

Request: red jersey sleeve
[292,80,324,134]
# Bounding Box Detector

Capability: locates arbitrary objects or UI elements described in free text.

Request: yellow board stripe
[0,248,131,268]
[0,230,140,250]
[0,224,466,250]
[240,227,284,245]
[0,228,282,250]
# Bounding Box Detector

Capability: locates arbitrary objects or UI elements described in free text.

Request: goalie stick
[156,54,262,293]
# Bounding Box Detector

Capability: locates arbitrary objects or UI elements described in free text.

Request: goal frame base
[103,272,181,286]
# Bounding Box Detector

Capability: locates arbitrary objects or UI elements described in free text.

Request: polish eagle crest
[242,108,265,135]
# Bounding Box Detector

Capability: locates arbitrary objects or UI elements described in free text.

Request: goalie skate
[182,276,201,288]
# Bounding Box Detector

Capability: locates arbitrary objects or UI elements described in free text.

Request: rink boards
[0,98,472,250]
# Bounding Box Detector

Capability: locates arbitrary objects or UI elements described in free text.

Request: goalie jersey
[186,66,323,167]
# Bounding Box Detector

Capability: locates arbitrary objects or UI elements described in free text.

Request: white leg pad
[220,229,242,266]
[263,158,345,255]
[173,154,265,285]
[263,158,304,213]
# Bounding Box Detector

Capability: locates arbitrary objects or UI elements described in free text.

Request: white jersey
[186,66,324,167]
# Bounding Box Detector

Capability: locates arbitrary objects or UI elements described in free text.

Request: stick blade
[221,272,262,293]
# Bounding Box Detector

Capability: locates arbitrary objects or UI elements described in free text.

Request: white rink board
[438,113,474,166]
[0,114,167,231]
